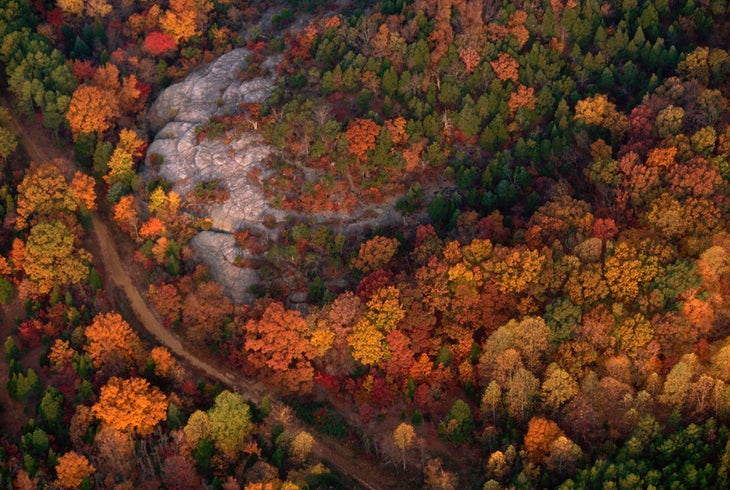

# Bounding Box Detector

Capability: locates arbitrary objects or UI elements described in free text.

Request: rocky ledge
[144,49,412,302]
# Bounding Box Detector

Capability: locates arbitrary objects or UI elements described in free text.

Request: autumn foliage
[55,451,95,489]
[92,376,168,436]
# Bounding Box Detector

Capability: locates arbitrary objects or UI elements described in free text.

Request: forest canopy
[0,0,729,488]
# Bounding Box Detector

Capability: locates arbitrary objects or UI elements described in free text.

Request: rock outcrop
[145,49,283,302]
[145,49,417,302]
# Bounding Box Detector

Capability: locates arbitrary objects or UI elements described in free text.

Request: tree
[160,454,203,490]
[15,162,80,230]
[92,376,168,436]
[351,235,399,273]
[545,436,582,476]
[243,302,316,393]
[345,118,381,163]
[84,312,143,375]
[57,0,84,15]
[69,171,96,211]
[574,94,628,140]
[349,286,405,366]
[143,32,178,56]
[112,195,139,235]
[289,431,315,465]
[481,381,502,424]
[0,126,17,162]
[542,363,579,413]
[160,0,212,43]
[103,148,135,187]
[393,423,416,469]
[150,346,176,378]
[84,0,111,17]
[438,399,473,443]
[207,390,253,458]
[604,242,660,303]
[524,417,564,464]
[505,367,540,422]
[66,85,114,140]
[183,410,211,447]
[56,451,94,489]
[24,221,91,295]
[490,53,519,82]
[661,353,698,412]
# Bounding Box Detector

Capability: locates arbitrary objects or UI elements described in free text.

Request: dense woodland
[1,0,730,488]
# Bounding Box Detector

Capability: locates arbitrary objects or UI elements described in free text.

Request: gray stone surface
[189,232,258,303]
[145,49,284,301]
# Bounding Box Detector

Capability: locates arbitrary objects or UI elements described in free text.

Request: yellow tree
[92,376,168,436]
[289,431,315,465]
[56,451,94,489]
[85,0,111,17]
[348,286,404,366]
[183,410,211,447]
[15,162,78,230]
[24,221,91,294]
[604,242,660,303]
[393,422,416,470]
[160,0,212,43]
[541,363,578,412]
[56,0,84,15]
[104,148,135,187]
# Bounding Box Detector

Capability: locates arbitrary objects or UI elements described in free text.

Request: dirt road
[6,100,400,489]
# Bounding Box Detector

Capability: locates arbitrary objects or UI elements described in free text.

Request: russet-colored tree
[351,235,399,273]
[84,312,143,375]
[92,376,168,436]
[508,84,536,117]
[55,451,94,489]
[148,282,182,327]
[243,302,316,393]
[182,280,233,345]
[112,195,140,236]
[524,417,564,464]
[67,85,114,141]
[490,52,519,83]
[345,118,381,163]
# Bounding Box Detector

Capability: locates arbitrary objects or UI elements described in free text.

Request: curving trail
[6,99,399,490]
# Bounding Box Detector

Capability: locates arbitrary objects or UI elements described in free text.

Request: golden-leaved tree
[92,377,168,436]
